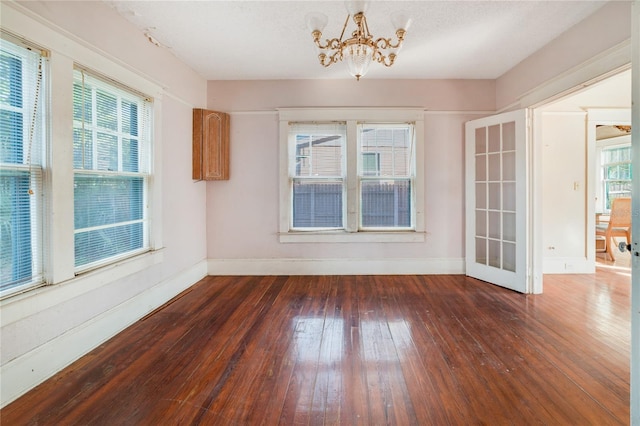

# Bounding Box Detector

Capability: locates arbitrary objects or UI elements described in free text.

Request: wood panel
[1,270,630,424]
[193,108,229,180]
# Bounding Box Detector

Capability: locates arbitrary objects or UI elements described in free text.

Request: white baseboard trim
[207,258,465,276]
[0,260,207,408]
[543,257,595,274]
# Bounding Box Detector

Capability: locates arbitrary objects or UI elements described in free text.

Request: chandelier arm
[318,50,342,68]
[378,52,397,67]
[375,28,407,50]
[339,14,350,41]
[386,39,403,49]
[374,37,392,50]
[314,36,343,51]
[389,29,407,49]
[361,13,371,39]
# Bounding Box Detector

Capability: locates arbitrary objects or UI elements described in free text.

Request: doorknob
[618,241,631,252]
[618,241,638,256]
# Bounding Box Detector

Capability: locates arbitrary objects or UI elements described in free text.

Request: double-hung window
[600,144,632,211]
[359,123,414,229]
[280,109,424,243]
[0,36,46,296]
[291,123,346,229]
[73,68,152,271]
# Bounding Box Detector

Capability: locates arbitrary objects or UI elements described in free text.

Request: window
[73,69,152,271]
[290,123,346,229]
[0,36,45,296]
[279,108,425,243]
[599,144,632,212]
[362,152,381,176]
[359,124,413,229]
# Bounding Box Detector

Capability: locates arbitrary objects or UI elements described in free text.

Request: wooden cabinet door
[193,109,229,180]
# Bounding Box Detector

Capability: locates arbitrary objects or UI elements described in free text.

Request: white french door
[465,109,530,293]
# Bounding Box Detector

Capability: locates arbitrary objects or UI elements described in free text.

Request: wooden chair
[596,197,631,261]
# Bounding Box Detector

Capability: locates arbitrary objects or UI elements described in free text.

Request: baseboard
[207,258,465,276]
[0,260,207,408]
[543,257,595,274]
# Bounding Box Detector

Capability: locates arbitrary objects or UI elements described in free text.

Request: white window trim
[595,135,632,213]
[0,34,46,297]
[1,5,164,298]
[278,108,425,243]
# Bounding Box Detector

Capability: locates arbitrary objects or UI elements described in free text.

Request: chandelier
[305,3,411,80]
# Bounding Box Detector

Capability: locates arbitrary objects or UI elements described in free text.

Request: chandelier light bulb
[345,0,369,16]
[390,11,412,31]
[305,12,328,32]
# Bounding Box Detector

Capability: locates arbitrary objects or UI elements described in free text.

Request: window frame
[278,108,425,243]
[0,18,164,301]
[289,122,347,231]
[72,67,152,273]
[361,152,381,176]
[595,135,632,213]
[0,34,47,298]
[357,122,415,231]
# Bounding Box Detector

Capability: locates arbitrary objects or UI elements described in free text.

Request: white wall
[540,112,590,273]
[205,79,495,274]
[0,1,208,407]
[496,1,632,110]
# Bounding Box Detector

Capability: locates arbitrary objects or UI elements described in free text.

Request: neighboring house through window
[362,152,381,176]
[359,124,413,229]
[279,108,425,243]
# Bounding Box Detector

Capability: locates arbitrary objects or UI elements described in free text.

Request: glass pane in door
[474,121,517,273]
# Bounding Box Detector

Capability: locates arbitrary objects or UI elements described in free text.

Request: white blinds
[73,68,152,271]
[0,35,46,297]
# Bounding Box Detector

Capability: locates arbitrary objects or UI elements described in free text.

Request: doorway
[535,69,632,275]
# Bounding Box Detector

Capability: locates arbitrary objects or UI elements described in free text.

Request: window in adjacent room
[598,143,632,212]
[0,35,46,297]
[73,68,152,271]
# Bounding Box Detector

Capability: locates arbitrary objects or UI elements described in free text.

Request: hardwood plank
[1,270,630,425]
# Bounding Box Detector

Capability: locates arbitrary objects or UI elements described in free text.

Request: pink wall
[15,0,210,279]
[205,80,495,262]
[2,1,209,404]
[208,79,495,112]
[496,1,632,110]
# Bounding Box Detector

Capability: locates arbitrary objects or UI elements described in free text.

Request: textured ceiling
[106,1,608,80]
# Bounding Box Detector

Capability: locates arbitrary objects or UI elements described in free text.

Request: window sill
[279,231,426,243]
[1,249,164,324]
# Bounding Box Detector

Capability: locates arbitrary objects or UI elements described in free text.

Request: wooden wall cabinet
[193,108,230,180]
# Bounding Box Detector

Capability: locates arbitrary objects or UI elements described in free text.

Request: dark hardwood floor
[1,269,630,425]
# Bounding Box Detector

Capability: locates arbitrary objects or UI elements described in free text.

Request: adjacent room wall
[0,1,209,407]
[540,112,590,273]
[205,79,495,274]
